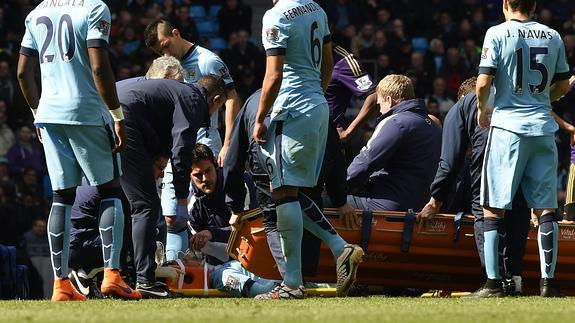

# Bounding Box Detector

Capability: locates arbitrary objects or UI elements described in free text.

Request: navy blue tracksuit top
[347,98,442,211]
[118,78,210,199]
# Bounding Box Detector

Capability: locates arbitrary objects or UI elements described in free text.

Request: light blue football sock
[483,217,502,280]
[484,230,500,280]
[276,200,304,289]
[166,229,188,261]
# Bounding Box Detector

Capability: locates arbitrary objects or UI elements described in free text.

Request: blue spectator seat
[189,5,206,18]
[210,37,227,51]
[209,5,222,17]
[412,37,429,53]
[196,19,218,37]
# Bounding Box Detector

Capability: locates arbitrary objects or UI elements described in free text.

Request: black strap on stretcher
[401,209,416,253]
[453,211,464,242]
[360,210,373,251]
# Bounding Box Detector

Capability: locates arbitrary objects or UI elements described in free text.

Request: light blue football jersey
[180,44,234,143]
[262,0,330,120]
[20,0,112,126]
[180,44,234,86]
[479,19,570,136]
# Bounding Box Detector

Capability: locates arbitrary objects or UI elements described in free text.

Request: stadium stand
[0,0,574,298]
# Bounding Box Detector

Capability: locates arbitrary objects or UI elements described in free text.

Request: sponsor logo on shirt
[355,75,373,91]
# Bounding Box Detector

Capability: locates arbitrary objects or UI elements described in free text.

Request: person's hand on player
[253,121,268,145]
[189,230,212,251]
[337,203,360,229]
[113,120,126,153]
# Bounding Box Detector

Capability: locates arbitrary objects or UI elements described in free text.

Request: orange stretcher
[227,208,575,295]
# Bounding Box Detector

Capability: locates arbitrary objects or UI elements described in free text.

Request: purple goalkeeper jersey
[325,45,376,129]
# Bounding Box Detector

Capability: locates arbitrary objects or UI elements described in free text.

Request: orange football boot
[52,278,87,301]
[101,268,142,300]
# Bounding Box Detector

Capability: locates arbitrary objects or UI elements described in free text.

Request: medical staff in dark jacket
[118,76,227,297]
[347,74,442,212]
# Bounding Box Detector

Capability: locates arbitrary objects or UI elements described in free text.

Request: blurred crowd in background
[0,0,574,297]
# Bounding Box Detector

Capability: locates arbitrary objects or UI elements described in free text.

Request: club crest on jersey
[187,68,196,81]
[266,28,280,43]
[96,20,110,35]
[481,47,489,60]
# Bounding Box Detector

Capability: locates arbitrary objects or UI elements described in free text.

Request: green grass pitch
[2,297,575,322]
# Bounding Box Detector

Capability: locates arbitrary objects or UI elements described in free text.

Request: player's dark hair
[191,143,216,166]
[508,0,536,15]
[197,74,228,101]
[144,19,174,49]
[458,76,477,99]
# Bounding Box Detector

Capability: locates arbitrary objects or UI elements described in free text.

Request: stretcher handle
[401,209,416,253]
[360,210,373,251]
[453,212,464,242]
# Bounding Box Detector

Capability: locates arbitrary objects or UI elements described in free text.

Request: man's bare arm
[87,47,120,110]
[550,79,570,102]
[476,74,492,112]
[219,88,242,165]
[552,111,575,133]
[17,54,40,111]
[256,55,284,124]
[87,47,125,152]
[320,41,333,93]
[253,55,284,144]
[475,74,493,128]
[340,92,377,142]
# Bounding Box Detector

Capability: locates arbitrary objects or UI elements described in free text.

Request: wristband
[109,107,124,121]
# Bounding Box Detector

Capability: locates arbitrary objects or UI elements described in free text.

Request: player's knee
[131,197,160,218]
[262,210,278,233]
[539,212,557,225]
[273,196,299,207]
[53,188,76,205]
[97,186,122,200]
[97,178,122,190]
[271,186,298,204]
